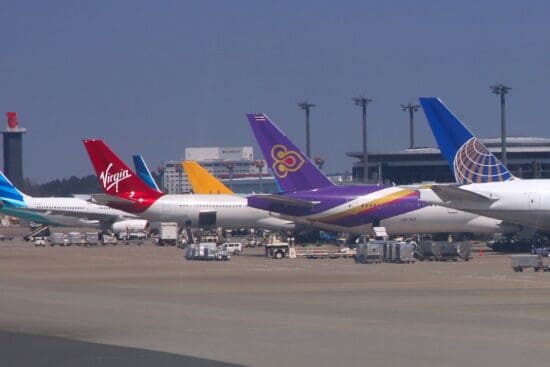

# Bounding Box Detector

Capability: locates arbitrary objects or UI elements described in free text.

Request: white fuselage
[2,196,139,229]
[265,187,505,235]
[421,179,550,231]
[140,194,295,230]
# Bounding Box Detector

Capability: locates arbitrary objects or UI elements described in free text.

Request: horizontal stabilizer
[431,185,497,203]
[251,194,319,209]
[90,194,136,206]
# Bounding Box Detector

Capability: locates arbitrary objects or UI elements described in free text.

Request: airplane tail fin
[0,171,26,206]
[247,113,334,192]
[83,140,163,203]
[419,97,514,184]
[133,154,162,193]
[182,161,234,194]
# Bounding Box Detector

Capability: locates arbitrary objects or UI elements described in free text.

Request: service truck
[157,222,178,246]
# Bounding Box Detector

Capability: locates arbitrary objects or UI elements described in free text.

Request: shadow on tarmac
[0,330,247,367]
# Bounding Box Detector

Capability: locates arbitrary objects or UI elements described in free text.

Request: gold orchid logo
[271,144,305,178]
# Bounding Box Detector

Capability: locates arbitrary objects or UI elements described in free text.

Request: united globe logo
[453,138,512,184]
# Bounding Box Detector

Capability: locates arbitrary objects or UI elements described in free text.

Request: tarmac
[1,227,550,367]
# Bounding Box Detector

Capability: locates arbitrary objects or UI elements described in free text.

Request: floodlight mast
[298,100,315,158]
[401,103,420,149]
[490,83,511,166]
[353,96,373,183]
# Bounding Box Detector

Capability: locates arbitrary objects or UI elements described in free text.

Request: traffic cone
[479,248,484,256]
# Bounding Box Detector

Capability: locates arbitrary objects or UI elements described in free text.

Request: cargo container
[354,242,383,264]
[385,242,416,263]
[416,241,437,261]
[101,234,118,245]
[511,255,550,272]
[85,232,100,246]
[185,242,230,261]
[49,232,67,246]
[67,232,84,246]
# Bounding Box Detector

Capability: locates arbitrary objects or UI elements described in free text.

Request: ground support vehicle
[157,222,178,246]
[265,242,296,259]
[185,242,230,261]
[511,255,550,272]
[67,232,84,246]
[49,233,68,246]
[220,242,243,255]
[354,242,383,264]
[101,234,118,245]
[33,238,46,247]
[85,232,100,246]
[383,241,416,263]
[416,241,471,262]
[416,241,437,261]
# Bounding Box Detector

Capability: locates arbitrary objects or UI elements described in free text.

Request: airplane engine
[111,219,148,234]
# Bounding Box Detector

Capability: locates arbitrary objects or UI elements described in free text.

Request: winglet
[182,161,234,194]
[247,113,334,192]
[419,97,513,184]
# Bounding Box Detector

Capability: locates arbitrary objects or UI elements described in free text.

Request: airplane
[245,113,515,235]
[82,139,295,231]
[133,154,162,193]
[418,97,550,231]
[0,171,147,234]
[182,161,234,195]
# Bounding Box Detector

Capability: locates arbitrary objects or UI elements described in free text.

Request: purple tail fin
[247,113,334,192]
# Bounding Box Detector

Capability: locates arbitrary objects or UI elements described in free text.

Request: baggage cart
[511,255,549,272]
[354,242,383,264]
[49,232,67,246]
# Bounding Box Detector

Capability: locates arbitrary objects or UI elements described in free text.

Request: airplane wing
[16,207,130,221]
[430,185,497,202]
[251,194,320,209]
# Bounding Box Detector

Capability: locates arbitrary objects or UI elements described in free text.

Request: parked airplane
[182,161,234,195]
[245,113,512,235]
[133,154,162,193]
[418,97,550,230]
[83,139,294,230]
[0,171,147,233]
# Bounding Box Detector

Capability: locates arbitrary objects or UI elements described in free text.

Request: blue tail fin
[419,97,513,184]
[247,113,334,192]
[0,171,26,206]
[132,155,162,192]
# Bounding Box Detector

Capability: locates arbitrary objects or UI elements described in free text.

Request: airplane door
[529,192,540,209]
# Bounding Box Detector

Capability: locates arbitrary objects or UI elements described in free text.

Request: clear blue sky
[1,0,549,182]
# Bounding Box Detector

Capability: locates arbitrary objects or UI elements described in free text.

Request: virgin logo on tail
[100,163,132,193]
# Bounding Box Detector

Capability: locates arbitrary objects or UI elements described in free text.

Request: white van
[221,242,242,255]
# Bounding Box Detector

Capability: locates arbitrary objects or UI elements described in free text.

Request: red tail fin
[83,140,163,205]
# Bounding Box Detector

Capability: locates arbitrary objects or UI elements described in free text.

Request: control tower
[2,112,26,188]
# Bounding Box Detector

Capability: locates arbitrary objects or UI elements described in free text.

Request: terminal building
[347,137,550,185]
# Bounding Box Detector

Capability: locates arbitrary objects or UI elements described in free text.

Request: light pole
[490,83,511,166]
[314,156,324,171]
[353,95,373,183]
[224,162,235,190]
[298,100,315,158]
[253,160,265,193]
[401,103,420,149]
